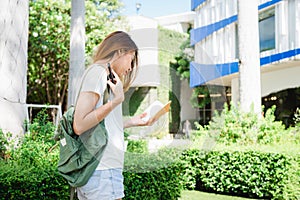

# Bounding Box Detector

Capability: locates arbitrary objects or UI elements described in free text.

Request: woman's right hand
[107,69,124,105]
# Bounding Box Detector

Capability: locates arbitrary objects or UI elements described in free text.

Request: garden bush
[0,110,185,199]
[283,154,300,199]
[179,148,204,190]
[180,148,299,199]
[126,139,148,154]
[1,107,299,200]
[187,104,300,199]
[0,110,70,200]
[0,130,10,160]
[124,147,185,200]
[198,150,291,199]
[194,104,287,145]
[0,161,69,200]
[288,108,300,144]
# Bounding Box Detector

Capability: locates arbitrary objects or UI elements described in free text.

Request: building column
[231,78,239,107]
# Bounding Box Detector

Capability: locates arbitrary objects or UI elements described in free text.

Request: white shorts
[77,168,124,200]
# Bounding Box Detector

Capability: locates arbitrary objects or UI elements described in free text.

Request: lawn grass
[179,190,258,200]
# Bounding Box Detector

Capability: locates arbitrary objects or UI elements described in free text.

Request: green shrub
[179,149,204,190]
[0,109,185,199]
[0,161,69,200]
[124,148,184,200]
[257,106,286,144]
[194,104,286,145]
[0,109,70,200]
[198,150,290,199]
[126,139,148,154]
[288,108,300,144]
[9,109,57,166]
[3,107,297,200]
[0,130,11,160]
[179,148,297,199]
[282,154,300,200]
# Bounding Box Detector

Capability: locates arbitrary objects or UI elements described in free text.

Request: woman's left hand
[124,113,152,128]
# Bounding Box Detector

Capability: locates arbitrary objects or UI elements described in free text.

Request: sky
[120,0,191,18]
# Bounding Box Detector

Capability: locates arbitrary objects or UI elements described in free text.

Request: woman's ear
[118,49,126,55]
[113,50,122,59]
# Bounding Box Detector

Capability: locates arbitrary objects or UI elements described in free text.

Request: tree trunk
[68,0,86,108]
[0,0,29,138]
[237,0,262,114]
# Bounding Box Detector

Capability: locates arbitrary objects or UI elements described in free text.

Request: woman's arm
[73,70,124,135]
[73,92,119,135]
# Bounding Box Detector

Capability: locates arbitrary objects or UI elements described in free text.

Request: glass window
[259,8,275,52]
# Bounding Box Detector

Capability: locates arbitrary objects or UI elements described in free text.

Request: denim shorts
[77,168,124,200]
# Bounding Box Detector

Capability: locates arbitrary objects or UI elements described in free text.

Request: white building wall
[261,64,300,97]
[295,0,300,58]
[288,0,296,49]
[276,1,289,52]
[194,0,238,65]
[254,0,300,97]
[194,0,300,91]
[195,0,300,63]
[194,23,237,65]
[195,0,237,27]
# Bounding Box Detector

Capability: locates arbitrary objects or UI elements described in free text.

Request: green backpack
[55,106,107,187]
[54,65,108,188]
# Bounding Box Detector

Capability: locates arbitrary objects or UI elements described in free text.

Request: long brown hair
[92,31,139,91]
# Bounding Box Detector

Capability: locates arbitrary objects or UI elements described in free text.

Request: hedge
[0,149,184,200]
[1,107,299,199]
[0,161,69,199]
[1,146,299,199]
[180,148,300,199]
[123,149,184,200]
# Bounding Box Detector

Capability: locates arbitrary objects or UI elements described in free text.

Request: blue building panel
[260,48,300,66]
[190,48,300,87]
[190,61,239,87]
[258,0,282,10]
[191,0,207,11]
[190,15,237,46]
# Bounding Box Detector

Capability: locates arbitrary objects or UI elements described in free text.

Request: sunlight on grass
[179,190,258,200]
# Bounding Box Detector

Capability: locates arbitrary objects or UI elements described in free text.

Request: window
[259,8,275,52]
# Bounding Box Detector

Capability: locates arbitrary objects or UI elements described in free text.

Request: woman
[73,31,150,200]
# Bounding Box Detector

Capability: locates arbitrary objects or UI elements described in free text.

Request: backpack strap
[70,186,75,200]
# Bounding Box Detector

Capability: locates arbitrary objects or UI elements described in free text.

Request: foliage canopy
[27,0,123,110]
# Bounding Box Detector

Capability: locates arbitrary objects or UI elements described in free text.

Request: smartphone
[107,63,116,91]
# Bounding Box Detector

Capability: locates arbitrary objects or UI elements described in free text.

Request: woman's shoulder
[87,63,106,72]
[81,64,107,91]
[85,64,106,76]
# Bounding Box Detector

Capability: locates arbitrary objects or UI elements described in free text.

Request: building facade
[190,0,300,126]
